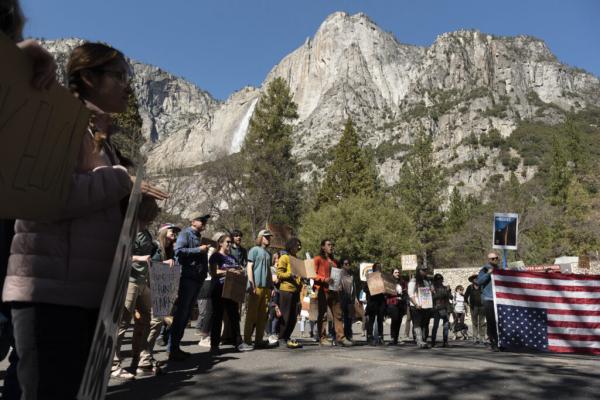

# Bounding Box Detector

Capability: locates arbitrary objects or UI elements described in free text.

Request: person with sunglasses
[209,233,252,353]
[476,252,501,352]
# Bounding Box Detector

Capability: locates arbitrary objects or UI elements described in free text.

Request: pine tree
[238,77,300,235]
[112,88,145,164]
[549,134,571,207]
[446,187,468,233]
[396,131,447,267]
[317,119,379,206]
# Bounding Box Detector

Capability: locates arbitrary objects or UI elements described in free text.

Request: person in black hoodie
[464,274,486,344]
[364,263,386,346]
[431,273,453,347]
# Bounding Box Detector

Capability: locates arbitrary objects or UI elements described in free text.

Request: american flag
[492,269,600,355]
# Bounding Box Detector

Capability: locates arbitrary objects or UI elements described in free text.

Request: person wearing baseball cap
[243,229,274,348]
[167,213,211,361]
[477,252,501,351]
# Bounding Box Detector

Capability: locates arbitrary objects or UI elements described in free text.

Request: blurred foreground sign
[0,32,89,219]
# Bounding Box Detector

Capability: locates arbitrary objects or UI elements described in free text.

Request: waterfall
[230,98,258,154]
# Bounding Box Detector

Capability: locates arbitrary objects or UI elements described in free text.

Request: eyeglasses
[225,241,232,244]
[489,257,499,261]
[95,68,133,85]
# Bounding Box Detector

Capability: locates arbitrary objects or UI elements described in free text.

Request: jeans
[341,298,354,340]
[471,305,486,341]
[484,300,498,347]
[11,302,98,400]
[211,294,241,349]
[387,303,405,342]
[244,287,270,345]
[316,289,346,341]
[431,309,449,345]
[366,295,386,340]
[278,291,299,341]
[195,298,213,336]
[168,277,202,353]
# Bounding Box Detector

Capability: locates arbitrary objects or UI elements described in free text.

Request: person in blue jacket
[476,252,501,352]
[167,214,211,361]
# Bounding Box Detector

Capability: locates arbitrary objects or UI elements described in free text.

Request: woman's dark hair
[415,265,427,286]
[0,0,25,41]
[231,229,243,238]
[285,238,301,255]
[137,196,160,224]
[319,238,332,258]
[372,262,381,272]
[66,42,133,167]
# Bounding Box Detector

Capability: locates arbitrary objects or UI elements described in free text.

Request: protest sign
[77,170,143,400]
[492,213,518,250]
[418,286,433,309]
[367,271,396,296]
[222,271,247,304]
[401,254,418,271]
[554,256,579,273]
[0,32,90,220]
[267,223,293,249]
[149,261,181,317]
[359,262,374,282]
[289,255,316,278]
[329,267,342,291]
[525,264,561,273]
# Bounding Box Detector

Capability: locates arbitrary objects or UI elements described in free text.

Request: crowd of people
[0,1,504,398]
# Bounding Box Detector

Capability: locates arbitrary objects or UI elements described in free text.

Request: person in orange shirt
[313,239,353,347]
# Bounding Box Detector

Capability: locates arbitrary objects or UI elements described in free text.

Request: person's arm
[276,255,293,281]
[247,261,255,293]
[476,268,491,287]
[464,286,472,306]
[174,232,207,257]
[59,166,132,220]
[408,281,420,308]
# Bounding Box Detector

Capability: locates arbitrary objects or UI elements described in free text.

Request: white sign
[401,254,418,271]
[329,267,342,291]
[149,262,181,317]
[493,212,519,250]
[359,262,374,282]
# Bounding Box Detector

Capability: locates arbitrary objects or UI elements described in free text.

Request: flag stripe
[548,346,600,355]
[547,320,600,329]
[547,314,600,323]
[496,292,600,305]
[495,280,600,293]
[547,327,600,335]
[495,270,600,281]
[548,333,600,341]
[496,297,599,311]
[547,309,600,316]
[495,285,600,299]
[494,274,600,287]
[549,338,600,349]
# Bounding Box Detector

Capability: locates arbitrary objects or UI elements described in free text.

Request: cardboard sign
[78,170,143,400]
[267,223,292,249]
[289,255,316,278]
[222,271,247,304]
[0,32,90,220]
[493,213,519,250]
[149,261,181,317]
[367,271,396,296]
[401,254,418,271]
[329,267,342,291]
[359,262,374,282]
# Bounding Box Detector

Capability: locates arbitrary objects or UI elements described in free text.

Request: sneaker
[111,367,135,381]
[254,340,275,349]
[287,339,303,349]
[237,343,254,352]
[198,336,211,348]
[339,338,353,347]
[319,337,333,346]
[194,329,204,336]
[135,365,157,377]
[268,335,279,346]
[418,343,430,349]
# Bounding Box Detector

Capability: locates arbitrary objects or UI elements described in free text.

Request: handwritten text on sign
[149,261,181,317]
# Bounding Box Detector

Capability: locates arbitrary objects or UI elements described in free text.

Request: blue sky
[22,0,600,100]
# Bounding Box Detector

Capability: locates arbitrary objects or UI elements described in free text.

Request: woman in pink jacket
[3,42,135,399]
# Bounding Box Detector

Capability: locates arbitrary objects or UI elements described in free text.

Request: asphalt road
[105,322,600,400]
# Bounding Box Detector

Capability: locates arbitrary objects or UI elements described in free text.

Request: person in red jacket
[313,239,353,347]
